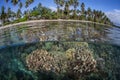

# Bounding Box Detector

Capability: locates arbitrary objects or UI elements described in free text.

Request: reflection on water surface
[0,21,120,47]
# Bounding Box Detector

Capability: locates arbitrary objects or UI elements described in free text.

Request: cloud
[106,9,120,26]
[49,6,57,12]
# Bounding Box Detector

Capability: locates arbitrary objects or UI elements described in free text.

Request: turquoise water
[0,21,120,47]
[0,21,120,80]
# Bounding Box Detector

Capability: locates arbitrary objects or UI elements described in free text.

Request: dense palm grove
[0,0,112,25]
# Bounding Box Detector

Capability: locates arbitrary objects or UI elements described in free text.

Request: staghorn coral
[26,49,67,74]
[26,42,97,79]
[66,43,96,79]
[26,49,60,73]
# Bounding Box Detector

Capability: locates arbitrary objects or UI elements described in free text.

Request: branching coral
[26,42,97,79]
[66,43,96,79]
[26,49,68,75]
[26,49,60,73]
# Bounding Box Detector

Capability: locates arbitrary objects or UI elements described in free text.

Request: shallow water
[0,21,120,80]
[0,21,120,48]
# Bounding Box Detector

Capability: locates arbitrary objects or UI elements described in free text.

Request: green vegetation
[0,0,112,26]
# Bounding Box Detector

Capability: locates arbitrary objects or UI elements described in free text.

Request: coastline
[0,19,112,29]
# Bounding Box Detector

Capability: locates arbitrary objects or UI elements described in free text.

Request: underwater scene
[0,21,120,80]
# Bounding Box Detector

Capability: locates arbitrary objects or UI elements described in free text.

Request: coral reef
[26,49,60,73]
[66,44,96,79]
[26,42,97,80]
[65,48,75,60]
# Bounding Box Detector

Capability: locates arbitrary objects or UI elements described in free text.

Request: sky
[0,0,120,26]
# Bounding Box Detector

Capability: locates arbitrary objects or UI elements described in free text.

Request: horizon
[0,0,120,26]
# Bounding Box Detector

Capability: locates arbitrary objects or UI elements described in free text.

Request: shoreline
[0,19,112,29]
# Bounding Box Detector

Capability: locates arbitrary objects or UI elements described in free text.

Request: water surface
[0,21,120,80]
[0,21,120,47]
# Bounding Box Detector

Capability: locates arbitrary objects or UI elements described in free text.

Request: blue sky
[0,0,120,12]
[0,0,120,25]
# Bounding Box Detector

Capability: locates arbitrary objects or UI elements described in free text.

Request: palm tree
[68,0,74,18]
[54,0,60,18]
[19,2,23,9]
[4,0,34,8]
[79,2,86,20]
[59,0,65,18]
[64,1,69,18]
[24,10,30,20]
[37,3,42,11]
[25,1,29,8]
[25,0,34,8]
[102,15,111,24]
[93,9,97,22]
[69,0,74,5]
[94,10,102,22]
[72,0,79,19]
[81,2,85,14]
[64,0,77,19]
[0,6,6,24]
[6,7,12,21]
[10,11,16,21]
[64,0,74,19]
[11,0,19,5]
[87,7,92,21]
[36,3,42,18]
[28,0,34,4]
[16,9,22,18]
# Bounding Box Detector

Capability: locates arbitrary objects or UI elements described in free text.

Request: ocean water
[0,21,120,80]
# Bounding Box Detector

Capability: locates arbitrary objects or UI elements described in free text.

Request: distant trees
[80,3,85,20]
[11,0,19,5]
[25,0,34,8]
[91,10,111,24]
[53,0,111,24]
[16,9,22,19]
[0,0,112,25]
[6,7,11,21]
[0,6,7,24]
[54,0,60,18]
[0,0,34,24]
[87,7,92,21]
[81,3,85,14]
[19,2,23,9]
[29,3,53,19]
[72,0,79,19]
[4,0,34,7]
[64,1,69,18]
[59,0,64,18]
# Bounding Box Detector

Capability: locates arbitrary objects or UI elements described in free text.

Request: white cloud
[106,9,120,26]
[114,9,120,13]
[49,6,57,12]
